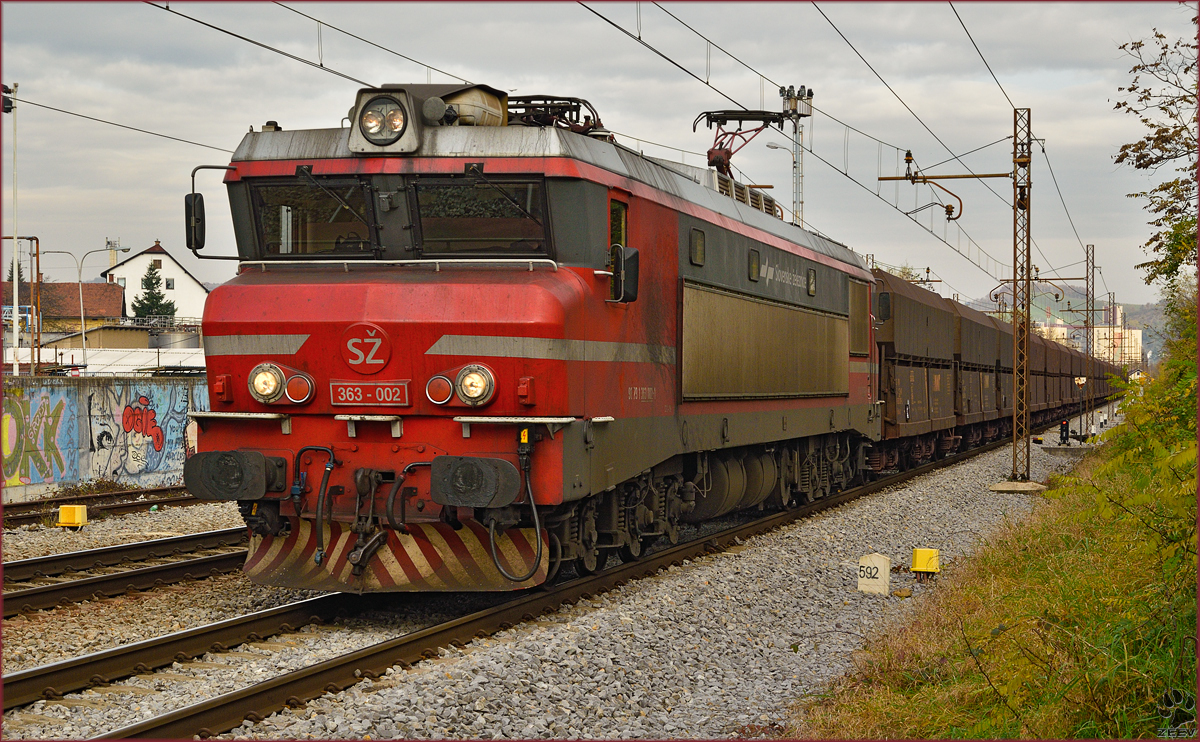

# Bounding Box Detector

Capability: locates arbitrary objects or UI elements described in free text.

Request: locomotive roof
[232,126,867,272]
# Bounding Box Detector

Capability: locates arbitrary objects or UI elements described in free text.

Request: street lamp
[765,142,797,225]
[43,245,130,367]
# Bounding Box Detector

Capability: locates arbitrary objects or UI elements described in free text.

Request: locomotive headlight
[248,363,285,403]
[358,96,407,145]
[455,365,495,406]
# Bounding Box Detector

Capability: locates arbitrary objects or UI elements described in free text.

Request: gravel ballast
[2,502,243,561]
[1,414,1107,740]
[210,438,1079,741]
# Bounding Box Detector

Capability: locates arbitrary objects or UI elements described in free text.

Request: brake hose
[313,459,337,565]
[489,464,543,583]
[385,461,432,534]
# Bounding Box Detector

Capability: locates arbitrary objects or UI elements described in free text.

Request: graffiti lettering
[123,396,165,451]
[3,379,209,494]
[3,392,74,486]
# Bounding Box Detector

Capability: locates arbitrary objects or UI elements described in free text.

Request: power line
[949,2,1015,109]
[1038,143,1088,251]
[923,136,1012,171]
[586,2,1010,280]
[944,1,1088,280]
[648,2,906,152]
[813,2,1087,280]
[12,97,234,153]
[145,2,373,87]
[578,3,743,110]
[811,3,994,186]
[272,3,472,84]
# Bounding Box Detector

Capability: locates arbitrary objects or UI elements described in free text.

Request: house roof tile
[4,281,125,319]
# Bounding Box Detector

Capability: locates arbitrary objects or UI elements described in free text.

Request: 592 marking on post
[858,552,891,595]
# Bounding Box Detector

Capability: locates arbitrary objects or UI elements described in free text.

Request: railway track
[2,486,199,528]
[4,433,1034,739]
[2,528,248,618]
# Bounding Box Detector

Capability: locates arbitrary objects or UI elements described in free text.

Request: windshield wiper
[465,163,543,226]
[295,165,370,228]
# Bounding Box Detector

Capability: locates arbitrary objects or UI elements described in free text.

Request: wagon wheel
[573,500,608,575]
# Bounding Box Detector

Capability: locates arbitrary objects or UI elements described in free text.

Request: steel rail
[100,432,1031,740]
[3,488,200,528]
[3,486,187,513]
[3,528,247,582]
[2,595,345,710]
[2,551,247,618]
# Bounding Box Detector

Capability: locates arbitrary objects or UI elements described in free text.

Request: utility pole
[1011,108,1033,480]
[1108,292,1117,365]
[1060,244,1098,438]
[1,235,40,371]
[1084,245,1094,435]
[777,85,813,228]
[877,108,1039,480]
[5,82,17,375]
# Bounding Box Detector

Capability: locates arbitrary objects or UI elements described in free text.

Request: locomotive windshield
[414,180,548,255]
[251,179,376,257]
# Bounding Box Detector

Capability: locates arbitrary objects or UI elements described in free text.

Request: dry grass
[784,451,1193,739]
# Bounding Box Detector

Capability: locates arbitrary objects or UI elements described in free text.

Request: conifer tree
[131,262,177,318]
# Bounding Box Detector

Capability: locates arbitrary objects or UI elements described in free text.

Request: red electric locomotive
[183,84,882,593]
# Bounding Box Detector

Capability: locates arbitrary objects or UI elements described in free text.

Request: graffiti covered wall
[2,377,209,502]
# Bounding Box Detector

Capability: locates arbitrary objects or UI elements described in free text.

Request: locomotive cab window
[414,179,548,256]
[609,198,628,249]
[251,179,376,257]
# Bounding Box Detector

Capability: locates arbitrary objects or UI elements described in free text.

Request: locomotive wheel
[575,548,609,575]
[619,534,658,563]
[618,537,642,563]
[574,499,606,574]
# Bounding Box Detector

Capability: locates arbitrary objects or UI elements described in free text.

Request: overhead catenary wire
[949,2,1015,109]
[649,1,906,152]
[922,136,1012,172]
[273,3,472,84]
[146,2,373,87]
[11,97,234,153]
[579,3,743,110]
[586,1,1011,281]
[642,1,1017,278]
[1039,143,1089,252]
[811,2,1003,192]
[945,2,1086,281]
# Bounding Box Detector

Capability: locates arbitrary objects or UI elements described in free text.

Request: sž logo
[341,323,391,375]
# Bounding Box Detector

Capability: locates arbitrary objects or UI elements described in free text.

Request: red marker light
[285,374,314,404]
[426,376,453,405]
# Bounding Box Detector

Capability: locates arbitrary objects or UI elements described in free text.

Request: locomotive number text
[329,381,410,406]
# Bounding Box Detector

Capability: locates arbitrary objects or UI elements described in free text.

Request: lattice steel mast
[1011,108,1033,480]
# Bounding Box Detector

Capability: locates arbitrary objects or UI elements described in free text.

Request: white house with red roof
[100,240,209,321]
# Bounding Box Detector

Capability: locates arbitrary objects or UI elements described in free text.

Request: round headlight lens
[385,108,406,132]
[248,363,285,403]
[361,109,384,135]
[359,96,407,145]
[455,365,495,406]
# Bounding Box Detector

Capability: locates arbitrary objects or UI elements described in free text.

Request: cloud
[2,1,1192,303]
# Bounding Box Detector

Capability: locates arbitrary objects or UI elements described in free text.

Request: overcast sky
[2,2,1193,306]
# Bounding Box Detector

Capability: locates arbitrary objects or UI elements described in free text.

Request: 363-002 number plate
[330,380,410,406]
